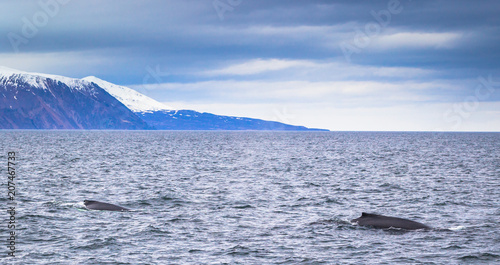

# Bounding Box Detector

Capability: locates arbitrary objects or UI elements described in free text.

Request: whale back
[84,200,130,211]
[361,212,380,217]
[352,212,430,230]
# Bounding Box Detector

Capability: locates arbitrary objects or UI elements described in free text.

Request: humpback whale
[83,200,130,212]
[352,212,431,230]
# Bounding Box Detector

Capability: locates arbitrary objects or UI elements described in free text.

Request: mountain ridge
[0,67,328,131]
[0,67,150,129]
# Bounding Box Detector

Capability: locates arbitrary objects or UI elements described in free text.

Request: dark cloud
[0,0,498,81]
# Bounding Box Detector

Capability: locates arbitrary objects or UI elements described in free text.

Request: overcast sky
[1,0,499,131]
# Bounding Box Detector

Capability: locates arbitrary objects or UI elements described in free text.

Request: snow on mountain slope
[0,66,92,90]
[0,66,171,113]
[1,66,327,131]
[82,76,172,113]
[0,66,151,129]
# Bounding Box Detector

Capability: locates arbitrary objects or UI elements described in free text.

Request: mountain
[137,110,322,130]
[85,76,327,131]
[0,67,328,131]
[0,67,150,129]
[81,76,170,113]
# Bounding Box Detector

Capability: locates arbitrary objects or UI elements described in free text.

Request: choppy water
[0,131,499,264]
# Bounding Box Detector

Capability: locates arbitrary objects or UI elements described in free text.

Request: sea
[0,131,498,264]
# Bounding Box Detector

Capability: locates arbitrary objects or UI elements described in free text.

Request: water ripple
[0,131,498,264]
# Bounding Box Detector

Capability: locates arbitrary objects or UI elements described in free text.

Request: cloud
[133,78,458,106]
[203,59,319,76]
[199,58,435,80]
[1,0,498,131]
[0,51,112,78]
[372,32,463,50]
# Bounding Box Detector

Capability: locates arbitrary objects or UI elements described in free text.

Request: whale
[352,212,431,230]
[83,200,130,212]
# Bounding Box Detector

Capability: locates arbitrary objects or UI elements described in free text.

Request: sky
[1,0,499,131]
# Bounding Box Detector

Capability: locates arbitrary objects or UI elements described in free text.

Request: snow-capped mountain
[0,67,327,131]
[82,76,171,113]
[0,66,171,113]
[0,66,93,91]
[0,67,150,129]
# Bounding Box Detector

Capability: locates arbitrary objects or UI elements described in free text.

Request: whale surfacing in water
[83,200,130,212]
[352,212,431,230]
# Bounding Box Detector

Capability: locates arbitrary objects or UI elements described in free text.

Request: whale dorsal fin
[361,212,379,217]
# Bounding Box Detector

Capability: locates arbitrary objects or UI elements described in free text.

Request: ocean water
[0,131,498,264]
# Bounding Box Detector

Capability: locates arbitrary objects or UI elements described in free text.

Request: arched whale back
[83,200,130,212]
[352,212,431,230]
